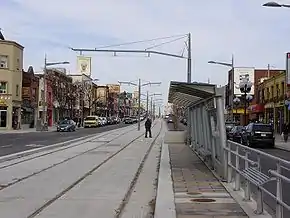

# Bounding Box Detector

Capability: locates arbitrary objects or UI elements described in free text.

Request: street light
[263,1,290,8]
[233,97,241,123]
[239,79,253,126]
[42,55,70,131]
[208,55,235,122]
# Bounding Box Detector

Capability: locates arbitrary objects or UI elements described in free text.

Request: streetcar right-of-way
[0,120,164,218]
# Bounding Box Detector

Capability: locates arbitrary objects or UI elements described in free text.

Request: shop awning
[168,81,216,108]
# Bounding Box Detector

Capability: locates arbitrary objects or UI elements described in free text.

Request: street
[0,123,131,157]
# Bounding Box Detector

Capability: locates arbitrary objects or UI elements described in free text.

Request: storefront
[248,104,264,122]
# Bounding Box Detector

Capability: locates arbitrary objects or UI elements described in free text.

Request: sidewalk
[275,133,290,151]
[155,141,248,218]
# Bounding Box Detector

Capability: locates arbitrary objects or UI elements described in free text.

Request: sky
[1,0,290,110]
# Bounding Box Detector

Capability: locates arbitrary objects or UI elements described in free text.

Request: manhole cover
[187,192,201,195]
[191,198,216,203]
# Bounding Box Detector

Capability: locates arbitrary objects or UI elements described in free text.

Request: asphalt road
[166,119,290,216]
[0,123,132,157]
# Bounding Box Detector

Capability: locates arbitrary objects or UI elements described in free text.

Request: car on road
[167,116,173,123]
[57,119,76,132]
[84,116,99,128]
[124,117,133,124]
[228,125,243,142]
[240,123,275,148]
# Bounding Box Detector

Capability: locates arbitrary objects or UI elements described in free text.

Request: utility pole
[187,33,191,83]
[118,80,161,131]
[146,91,149,115]
[43,55,47,129]
[138,79,141,131]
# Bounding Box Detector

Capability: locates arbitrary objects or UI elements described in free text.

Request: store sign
[0,99,7,106]
[107,84,120,94]
[286,52,290,86]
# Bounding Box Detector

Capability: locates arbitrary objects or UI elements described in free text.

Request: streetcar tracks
[0,124,143,170]
[0,124,150,192]
[26,122,161,218]
[115,121,163,218]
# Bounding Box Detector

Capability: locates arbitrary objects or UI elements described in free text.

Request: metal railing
[226,140,290,218]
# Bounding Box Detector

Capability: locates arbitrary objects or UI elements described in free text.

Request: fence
[187,87,290,218]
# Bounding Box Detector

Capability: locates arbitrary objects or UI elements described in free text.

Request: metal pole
[137,78,141,131]
[187,33,192,83]
[43,54,47,130]
[231,54,234,122]
[244,92,247,126]
[146,91,149,114]
[150,97,153,117]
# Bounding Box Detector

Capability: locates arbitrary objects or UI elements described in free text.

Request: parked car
[226,122,235,138]
[228,125,243,142]
[240,123,274,148]
[124,117,133,124]
[84,116,99,128]
[57,119,76,132]
[167,117,173,123]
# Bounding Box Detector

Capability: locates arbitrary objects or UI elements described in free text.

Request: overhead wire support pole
[71,33,192,82]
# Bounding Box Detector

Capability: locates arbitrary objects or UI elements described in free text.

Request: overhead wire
[93,34,187,49]
[145,35,187,50]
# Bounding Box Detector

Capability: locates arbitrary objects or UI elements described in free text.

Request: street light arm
[46,61,70,66]
[118,81,138,86]
[208,61,232,67]
[142,82,162,87]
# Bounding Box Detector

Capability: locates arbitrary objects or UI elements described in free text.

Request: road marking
[1,144,13,148]
[25,144,44,148]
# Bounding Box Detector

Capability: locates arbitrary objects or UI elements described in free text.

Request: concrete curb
[0,134,96,163]
[275,143,290,152]
[193,149,272,218]
[0,122,146,163]
[154,142,176,218]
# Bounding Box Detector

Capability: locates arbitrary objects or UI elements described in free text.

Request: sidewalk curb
[275,143,290,152]
[193,149,272,218]
[154,141,176,218]
[0,123,145,163]
[0,134,96,163]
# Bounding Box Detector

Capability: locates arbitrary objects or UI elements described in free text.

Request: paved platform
[156,142,248,218]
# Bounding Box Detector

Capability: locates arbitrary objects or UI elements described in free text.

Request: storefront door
[0,109,7,128]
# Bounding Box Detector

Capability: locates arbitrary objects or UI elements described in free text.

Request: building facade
[226,68,283,125]
[256,71,286,133]
[21,66,39,128]
[0,39,24,130]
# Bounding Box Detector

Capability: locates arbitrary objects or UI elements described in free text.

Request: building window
[16,58,19,71]
[0,55,8,69]
[16,84,19,96]
[0,82,7,94]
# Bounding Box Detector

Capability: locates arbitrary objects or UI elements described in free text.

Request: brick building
[21,66,39,128]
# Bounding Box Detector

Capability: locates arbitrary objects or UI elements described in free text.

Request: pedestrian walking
[282,122,290,142]
[145,117,152,138]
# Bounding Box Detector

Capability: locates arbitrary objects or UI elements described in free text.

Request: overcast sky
[1,0,290,109]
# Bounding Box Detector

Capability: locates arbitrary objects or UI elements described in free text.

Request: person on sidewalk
[145,118,152,138]
[282,122,290,142]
